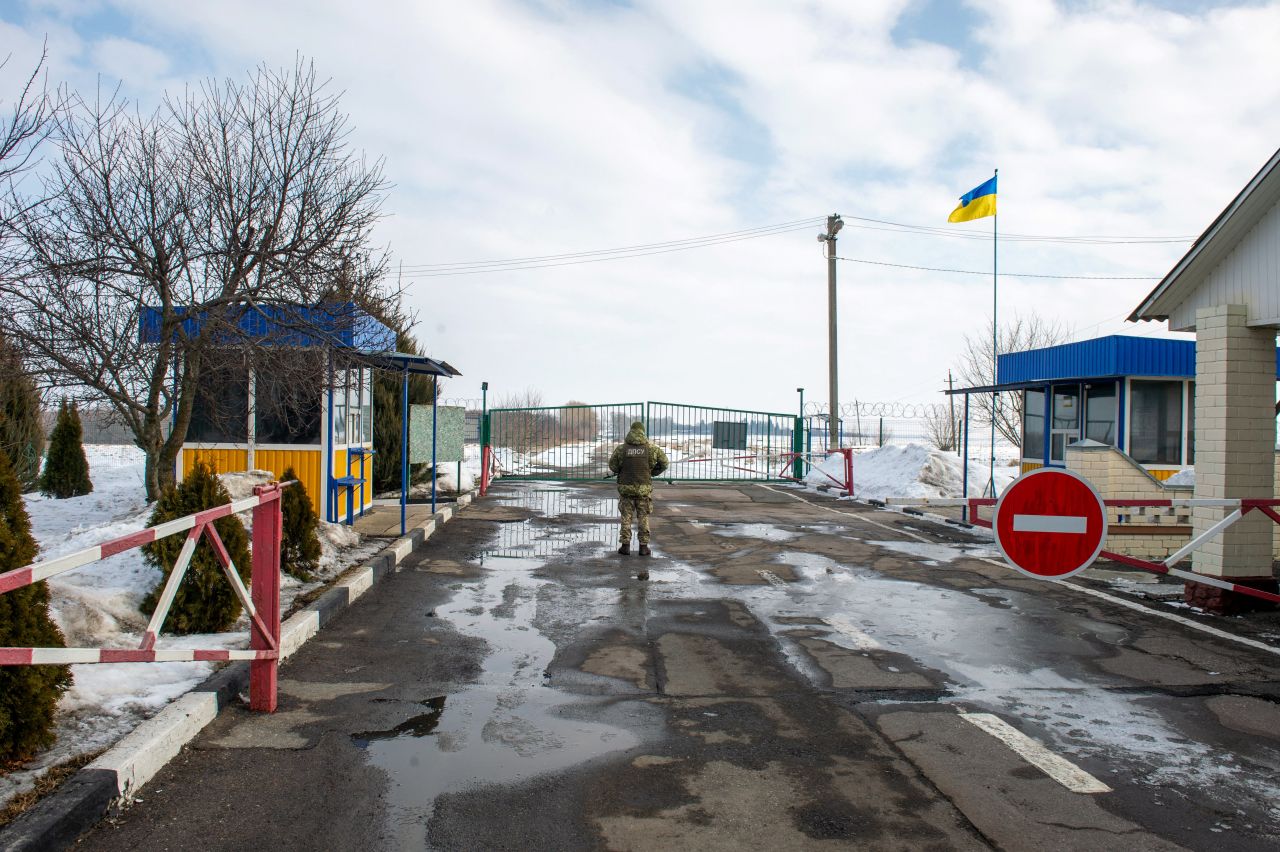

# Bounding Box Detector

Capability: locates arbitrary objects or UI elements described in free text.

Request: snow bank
[3,445,378,810]
[1165,469,1194,487]
[805,443,1018,500]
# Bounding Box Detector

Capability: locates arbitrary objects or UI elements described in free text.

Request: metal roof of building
[139,303,397,351]
[950,334,1280,394]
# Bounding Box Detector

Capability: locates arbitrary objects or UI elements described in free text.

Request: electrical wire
[397,217,825,271]
[834,256,1160,280]
[399,222,823,277]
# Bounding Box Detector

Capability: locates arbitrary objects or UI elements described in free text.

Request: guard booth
[141,303,460,525]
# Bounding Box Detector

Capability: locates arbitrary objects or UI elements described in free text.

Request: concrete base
[1184,576,1279,615]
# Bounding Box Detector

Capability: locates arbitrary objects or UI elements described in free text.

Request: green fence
[486,401,802,482]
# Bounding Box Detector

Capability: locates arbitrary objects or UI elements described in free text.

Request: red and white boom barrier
[882,481,1280,606]
[0,482,288,712]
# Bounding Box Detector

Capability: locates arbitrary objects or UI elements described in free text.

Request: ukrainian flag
[948,175,997,223]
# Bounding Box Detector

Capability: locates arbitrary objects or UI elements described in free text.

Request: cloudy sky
[3,0,1278,413]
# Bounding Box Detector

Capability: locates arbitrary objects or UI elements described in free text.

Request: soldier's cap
[630,420,644,430]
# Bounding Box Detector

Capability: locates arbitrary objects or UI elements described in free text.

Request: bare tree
[924,406,960,451]
[1,59,395,499]
[956,315,1069,447]
[493,388,544,454]
[561,400,599,441]
[0,46,60,197]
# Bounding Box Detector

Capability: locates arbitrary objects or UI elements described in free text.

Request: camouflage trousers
[618,495,653,545]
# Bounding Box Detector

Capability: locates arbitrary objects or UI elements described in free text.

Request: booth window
[361,369,373,444]
[333,369,348,444]
[1023,389,1045,458]
[255,366,321,445]
[1084,382,1117,445]
[188,358,248,443]
[1130,380,1183,465]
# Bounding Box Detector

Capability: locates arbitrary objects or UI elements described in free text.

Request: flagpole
[989,167,998,497]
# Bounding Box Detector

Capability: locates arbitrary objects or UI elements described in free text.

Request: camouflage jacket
[608,422,669,497]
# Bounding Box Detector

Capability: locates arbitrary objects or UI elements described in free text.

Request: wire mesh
[487,403,644,480]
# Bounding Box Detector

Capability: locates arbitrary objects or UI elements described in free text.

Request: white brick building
[1130,145,1280,608]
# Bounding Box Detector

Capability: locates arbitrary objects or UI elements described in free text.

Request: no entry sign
[993,468,1108,579]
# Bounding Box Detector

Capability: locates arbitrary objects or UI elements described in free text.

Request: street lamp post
[818,214,844,449]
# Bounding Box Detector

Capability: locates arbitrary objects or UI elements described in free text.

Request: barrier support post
[843,448,854,498]
[250,484,283,712]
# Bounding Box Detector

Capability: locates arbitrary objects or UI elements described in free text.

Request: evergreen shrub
[141,461,250,634]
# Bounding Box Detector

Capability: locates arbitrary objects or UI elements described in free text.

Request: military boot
[638,544,652,556]
[618,543,630,556]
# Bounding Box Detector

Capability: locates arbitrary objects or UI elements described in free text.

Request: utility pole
[819,213,844,448]
[947,370,957,456]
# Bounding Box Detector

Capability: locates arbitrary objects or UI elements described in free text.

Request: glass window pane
[333,370,347,444]
[1187,381,1195,465]
[1084,382,1117,445]
[254,357,322,445]
[1052,385,1080,431]
[189,357,248,443]
[1130,380,1183,464]
[1023,389,1045,458]
[361,369,373,444]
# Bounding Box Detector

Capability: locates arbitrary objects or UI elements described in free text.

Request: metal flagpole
[988,168,998,497]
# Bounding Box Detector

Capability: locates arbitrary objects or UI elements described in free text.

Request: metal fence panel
[648,401,796,482]
[488,403,645,480]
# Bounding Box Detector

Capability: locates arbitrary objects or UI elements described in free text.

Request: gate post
[480,412,491,496]
[791,417,804,480]
[250,483,283,712]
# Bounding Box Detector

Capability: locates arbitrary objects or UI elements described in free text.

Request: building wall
[255,448,324,511]
[1065,441,1280,562]
[181,447,249,480]
[1168,199,1280,330]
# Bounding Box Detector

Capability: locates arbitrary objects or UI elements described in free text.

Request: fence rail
[0,482,289,712]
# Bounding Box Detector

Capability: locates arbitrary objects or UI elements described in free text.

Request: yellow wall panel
[181,448,248,480]
[1020,462,1044,474]
[1147,468,1181,482]
[255,449,323,508]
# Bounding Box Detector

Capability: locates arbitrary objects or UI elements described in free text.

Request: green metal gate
[485,401,802,482]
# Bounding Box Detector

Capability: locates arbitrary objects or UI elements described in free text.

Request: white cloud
[3,0,1277,412]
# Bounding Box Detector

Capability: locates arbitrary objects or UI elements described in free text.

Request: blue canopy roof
[139,303,396,352]
[988,334,1280,389]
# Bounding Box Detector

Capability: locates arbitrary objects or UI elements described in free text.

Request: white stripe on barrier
[1163,508,1242,567]
[960,712,1112,794]
[1013,514,1088,534]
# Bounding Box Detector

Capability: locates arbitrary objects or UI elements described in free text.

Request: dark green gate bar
[487,402,645,480]
[646,401,797,482]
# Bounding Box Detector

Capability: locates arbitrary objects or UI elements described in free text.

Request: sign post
[993,468,1108,579]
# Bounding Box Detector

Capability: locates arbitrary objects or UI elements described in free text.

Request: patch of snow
[3,445,380,810]
[870,540,999,565]
[1165,469,1194,487]
[805,442,1016,500]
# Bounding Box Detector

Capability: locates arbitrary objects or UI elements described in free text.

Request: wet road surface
[77,481,1280,850]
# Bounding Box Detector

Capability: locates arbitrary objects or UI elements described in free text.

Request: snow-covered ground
[2,446,380,810]
[804,442,1020,499]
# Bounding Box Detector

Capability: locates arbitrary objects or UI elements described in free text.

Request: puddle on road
[868,539,999,565]
[357,482,639,851]
[697,521,801,542]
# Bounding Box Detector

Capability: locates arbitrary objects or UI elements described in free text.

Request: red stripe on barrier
[194,504,234,526]
[101,649,154,663]
[0,567,34,596]
[100,529,157,558]
[0,648,34,665]
[1099,550,1170,574]
[195,649,231,661]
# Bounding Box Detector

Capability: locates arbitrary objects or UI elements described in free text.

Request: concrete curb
[0,492,476,852]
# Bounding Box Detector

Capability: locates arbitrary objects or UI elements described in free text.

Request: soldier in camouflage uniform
[608,420,669,576]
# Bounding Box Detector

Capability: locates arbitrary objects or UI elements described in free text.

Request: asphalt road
[77,481,1280,851]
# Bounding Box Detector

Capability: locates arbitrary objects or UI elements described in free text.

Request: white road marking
[960,712,1112,794]
[1013,514,1087,534]
[823,616,880,650]
[757,570,787,588]
[758,484,1280,659]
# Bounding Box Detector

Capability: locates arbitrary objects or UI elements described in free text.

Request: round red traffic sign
[993,468,1108,579]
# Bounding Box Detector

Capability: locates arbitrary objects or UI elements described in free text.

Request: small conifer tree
[0,333,45,492]
[141,461,250,634]
[0,450,73,764]
[279,467,321,581]
[39,401,92,499]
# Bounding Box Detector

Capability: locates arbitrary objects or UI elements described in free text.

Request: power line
[835,256,1160,280]
[397,217,825,271]
[399,222,822,277]
[840,214,1194,245]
